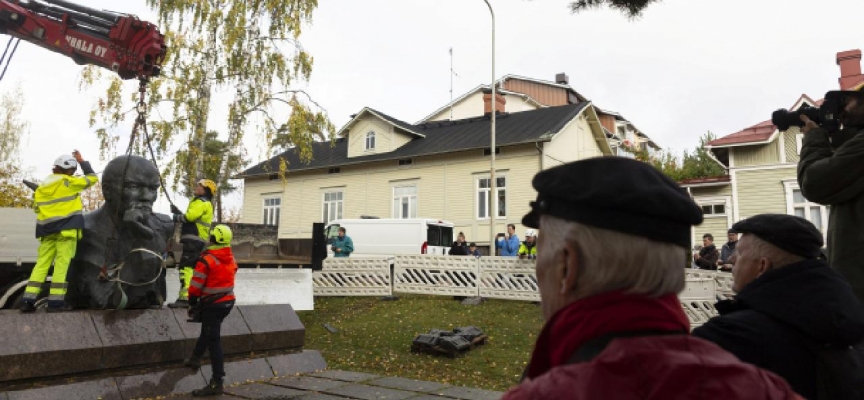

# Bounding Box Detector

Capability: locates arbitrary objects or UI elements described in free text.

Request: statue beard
[121,203,156,242]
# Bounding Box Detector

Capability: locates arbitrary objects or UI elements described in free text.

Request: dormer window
[365,131,376,150]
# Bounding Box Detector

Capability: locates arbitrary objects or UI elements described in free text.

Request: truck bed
[0,208,38,265]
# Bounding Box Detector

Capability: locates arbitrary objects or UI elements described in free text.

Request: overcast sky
[3,0,863,214]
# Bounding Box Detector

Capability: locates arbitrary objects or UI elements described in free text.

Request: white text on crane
[65,36,108,58]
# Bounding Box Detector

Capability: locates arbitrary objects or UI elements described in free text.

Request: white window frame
[694,196,733,229]
[365,131,376,151]
[476,175,507,220]
[392,185,418,219]
[262,195,281,226]
[783,180,829,238]
[796,133,804,155]
[322,190,344,224]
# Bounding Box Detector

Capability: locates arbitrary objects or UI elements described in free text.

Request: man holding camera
[798,83,864,302]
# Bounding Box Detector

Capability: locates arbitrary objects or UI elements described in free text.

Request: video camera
[772,91,846,132]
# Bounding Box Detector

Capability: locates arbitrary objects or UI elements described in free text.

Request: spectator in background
[694,233,719,270]
[467,242,481,258]
[449,231,469,255]
[331,227,353,257]
[497,223,520,257]
[693,214,864,399]
[518,230,538,260]
[502,158,802,400]
[718,230,738,272]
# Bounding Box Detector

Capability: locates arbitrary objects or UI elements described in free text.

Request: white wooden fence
[313,256,734,327]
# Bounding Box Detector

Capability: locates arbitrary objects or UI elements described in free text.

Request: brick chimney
[482,88,506,115]
[837,49,863,90]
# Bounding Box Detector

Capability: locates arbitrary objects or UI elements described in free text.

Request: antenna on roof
[450,47,459,121]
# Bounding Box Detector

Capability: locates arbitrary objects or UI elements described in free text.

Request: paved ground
[169,370,504,400]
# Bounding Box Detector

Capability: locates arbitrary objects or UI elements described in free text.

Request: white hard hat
[526,229,537,237]
[54,154,78,170]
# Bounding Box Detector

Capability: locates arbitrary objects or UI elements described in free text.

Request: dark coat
[798,127,864,302]
[694,244,719,270]
[693,259,864,399]
[448,241,468,256]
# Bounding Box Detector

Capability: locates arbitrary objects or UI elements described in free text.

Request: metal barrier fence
[680,277,718,329]
[685,270,735,300]
[393,255,478,297]
[477,257,540,301]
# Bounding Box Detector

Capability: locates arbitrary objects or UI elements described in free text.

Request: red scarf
[525,290,689,379]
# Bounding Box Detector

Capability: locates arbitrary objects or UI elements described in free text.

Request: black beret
[730,214,824,258]
[522,157,703,248]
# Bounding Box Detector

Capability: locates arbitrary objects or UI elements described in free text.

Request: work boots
[192,379,224,397]
[184,356,202,369]
[19,302,36,313]
[169,299,189,308]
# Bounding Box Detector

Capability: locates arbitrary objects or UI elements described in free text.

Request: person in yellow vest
[168,179,216,308]
[518,229,538,260]
[21,151,98,313]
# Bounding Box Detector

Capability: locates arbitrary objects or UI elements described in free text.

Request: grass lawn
[298,295,545,392]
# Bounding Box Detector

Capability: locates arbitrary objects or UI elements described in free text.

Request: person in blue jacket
[331,227,354,257]
[496,224,520,256]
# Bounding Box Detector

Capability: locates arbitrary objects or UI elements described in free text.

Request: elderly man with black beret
[693,214,864,400]
[502,158,802,400]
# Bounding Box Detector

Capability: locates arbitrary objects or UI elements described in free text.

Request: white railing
[393,255,479,297]
[313,257,392,296]
[477,257,539,301]
[313,256,732,327]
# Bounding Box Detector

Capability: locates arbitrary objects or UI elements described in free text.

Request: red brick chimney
[837,49,863,90]
[482,89,506,115]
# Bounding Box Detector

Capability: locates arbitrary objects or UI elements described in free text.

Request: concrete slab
[432,386,504,400]
[0,311,103,381]
[267,350,327,377]
[306,370,380,383]
[365,377,449,393]
[322,384,416,400]
[114,366,207,399]
[160,394,240,400]
[6,378,122,400]
[269,376,348,392]
[200,357,274,386]
[90,308,187,369]
[293,395,351,400]
[225,383,306,399]
[237,305,305,351]
[171,307,253,356]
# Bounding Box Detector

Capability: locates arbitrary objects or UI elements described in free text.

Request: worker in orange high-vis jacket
[182,224,237,397]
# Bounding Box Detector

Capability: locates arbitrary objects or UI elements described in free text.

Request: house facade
[682,49,864,249]
[237,86,613,252]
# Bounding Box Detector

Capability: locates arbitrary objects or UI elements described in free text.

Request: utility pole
[482,0,497,255]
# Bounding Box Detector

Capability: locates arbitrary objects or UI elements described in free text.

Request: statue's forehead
[123,166,161,183]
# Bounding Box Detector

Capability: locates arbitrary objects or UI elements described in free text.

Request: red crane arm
[0,0,166,80]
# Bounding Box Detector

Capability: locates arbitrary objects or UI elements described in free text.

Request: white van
[324,218,455,257]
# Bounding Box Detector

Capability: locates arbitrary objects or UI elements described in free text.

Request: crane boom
[0,0,166,80]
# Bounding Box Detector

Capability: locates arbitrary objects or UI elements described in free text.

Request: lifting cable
[0,37,21,82]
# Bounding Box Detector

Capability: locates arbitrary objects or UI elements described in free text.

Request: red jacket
[502,291,803,400]
[189,246,237,304]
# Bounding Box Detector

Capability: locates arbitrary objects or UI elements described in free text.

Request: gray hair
[744,234,804,269]
[540,215,686,299]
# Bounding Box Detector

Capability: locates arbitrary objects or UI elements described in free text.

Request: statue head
[102,155,161,219]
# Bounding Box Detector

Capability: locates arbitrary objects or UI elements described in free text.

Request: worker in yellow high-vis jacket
[168,179,215,308]
[21,151,98,313]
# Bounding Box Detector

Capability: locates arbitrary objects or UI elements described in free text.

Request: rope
[104,247,167,286]
[0,38,20,82]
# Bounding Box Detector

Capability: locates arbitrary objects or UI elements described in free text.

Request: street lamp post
[482,0,497,255]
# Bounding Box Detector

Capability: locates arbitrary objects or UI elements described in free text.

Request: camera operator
[798,83,864,302]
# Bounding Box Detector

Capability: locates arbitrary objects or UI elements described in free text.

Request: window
[477,176,506,219]
[483,147,501,156]
[398,158,413,166]
[796,133,804,155]
[365,131,376,150]
[392,186,417,219]
[262,196,281,226]
[784,181,829,235]
[701,204,726,216]
[268,173,279,181]
[322,191,343,223]
[328,167,341,174]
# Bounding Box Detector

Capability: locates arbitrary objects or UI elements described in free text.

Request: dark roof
[366,108,422,135]
[239,103,590,178]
